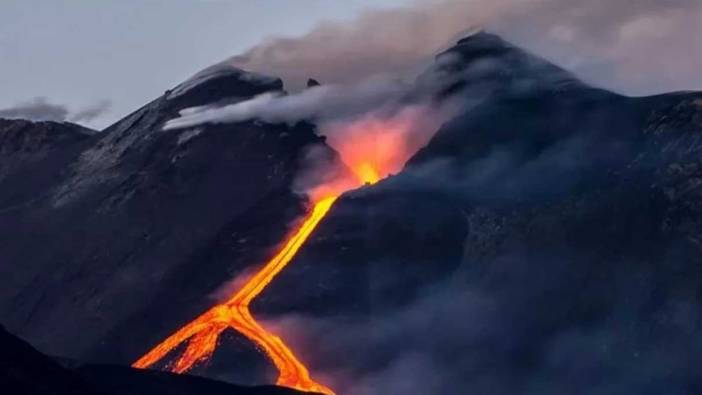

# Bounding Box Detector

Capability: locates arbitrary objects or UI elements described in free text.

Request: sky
[1,0,701,129]
[0,0,412,128]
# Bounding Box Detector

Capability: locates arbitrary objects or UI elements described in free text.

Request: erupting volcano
[132,113,420,394]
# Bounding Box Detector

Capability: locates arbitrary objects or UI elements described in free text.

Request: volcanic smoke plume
[229,0,702,94]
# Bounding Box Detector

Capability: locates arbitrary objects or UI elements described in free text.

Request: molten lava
[133,197,337,394]
[134,110,427,394]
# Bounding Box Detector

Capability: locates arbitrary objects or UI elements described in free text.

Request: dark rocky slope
[0,324,98,395]
[0,65,341,378]
[0,119,97,211]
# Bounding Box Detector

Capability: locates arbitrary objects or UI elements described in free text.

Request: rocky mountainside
[0,119,97,211]
[2,31,702,394]
[0,65,341,381]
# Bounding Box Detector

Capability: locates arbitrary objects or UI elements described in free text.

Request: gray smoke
[229,0,702,95]
[0,97,69,122]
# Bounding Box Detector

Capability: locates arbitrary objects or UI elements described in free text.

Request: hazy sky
[1,0,701,129]
[0,0,412,128]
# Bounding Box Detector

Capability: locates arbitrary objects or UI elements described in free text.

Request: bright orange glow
[356,162,380,184]
[133,110,427,394]
[324,106,435,186]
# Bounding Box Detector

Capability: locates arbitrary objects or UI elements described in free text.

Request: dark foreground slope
[0,324,97,395]
[258,33,702,394]
[0,324,307,395]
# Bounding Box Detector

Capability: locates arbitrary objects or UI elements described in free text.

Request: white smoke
[163,76,413,131]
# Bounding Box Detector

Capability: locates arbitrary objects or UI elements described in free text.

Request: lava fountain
[133,109,429,394]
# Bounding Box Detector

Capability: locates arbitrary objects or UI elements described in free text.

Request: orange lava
[133,197,337,394]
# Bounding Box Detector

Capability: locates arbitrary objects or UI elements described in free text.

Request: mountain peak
[431,30,581,97]
[166,62,283,108]
[455,30,507,47]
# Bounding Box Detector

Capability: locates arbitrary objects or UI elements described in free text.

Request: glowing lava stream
[133,196,338,394]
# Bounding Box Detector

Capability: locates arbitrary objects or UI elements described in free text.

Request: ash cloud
[0,97,111,124]
[229,0,702,95]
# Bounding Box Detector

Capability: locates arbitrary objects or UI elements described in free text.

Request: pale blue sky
[0,0,412,127]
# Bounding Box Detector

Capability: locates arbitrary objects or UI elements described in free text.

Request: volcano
[2,31,702,394]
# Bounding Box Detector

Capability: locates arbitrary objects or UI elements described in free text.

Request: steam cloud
[230,0,702,95]
[0,97,111,124]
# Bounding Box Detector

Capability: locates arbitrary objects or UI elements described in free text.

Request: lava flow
[133,110,424,394]
[133,196,339,394]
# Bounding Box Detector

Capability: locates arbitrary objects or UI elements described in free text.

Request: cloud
[229,0,702,95]
[69,100,112,123]
[0,97,70,122]
[0,97,111,124]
